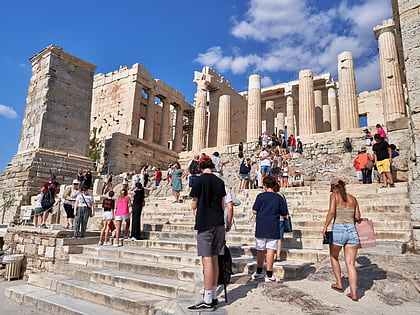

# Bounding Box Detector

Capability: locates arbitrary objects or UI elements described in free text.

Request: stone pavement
[0,279,43,315]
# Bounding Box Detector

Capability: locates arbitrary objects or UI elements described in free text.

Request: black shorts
[197,225,225,257]
[64,203,75,219]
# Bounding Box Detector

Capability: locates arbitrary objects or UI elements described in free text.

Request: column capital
[373,19,396,40]
[284,85,296,97]
[194,79,210,91]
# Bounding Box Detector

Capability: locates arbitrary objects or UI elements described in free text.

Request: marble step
[69,254,197,282]
[233,258,309,279]
[5,284,128,315]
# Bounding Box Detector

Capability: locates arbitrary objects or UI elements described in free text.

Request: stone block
[26,244,37,255]
[45,246,55,258]
[41,239,49,246]
[16,244,25,253]
[387,117,408,131]
[38,245,45,255]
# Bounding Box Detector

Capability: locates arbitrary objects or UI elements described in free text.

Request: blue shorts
[332,224,360,246]
[239,174,250,180]
[261,165,271,174]
[279,220,285,240]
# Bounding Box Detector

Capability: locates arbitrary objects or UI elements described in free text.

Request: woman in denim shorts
[322,179,361,302]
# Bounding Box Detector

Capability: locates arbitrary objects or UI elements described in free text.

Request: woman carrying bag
[322,179,361,302]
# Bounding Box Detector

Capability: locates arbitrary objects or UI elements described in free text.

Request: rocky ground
[220,251,420,315]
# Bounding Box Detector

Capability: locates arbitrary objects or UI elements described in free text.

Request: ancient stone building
[0,46,96,223]
[91,64,194,173]
[392,0,420,250]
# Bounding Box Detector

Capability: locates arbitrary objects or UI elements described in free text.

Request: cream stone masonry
[217,95,231,147]
[265,100,275,135]
[374,19,407,122]
[276,112,285,135]
[192,67,247,150]
[327,85,339,131]
[159,98,171,147]
[357,90,385,126]
[393,0,420,250]
[247,75,262,141]
[322,103,331,132]
[338,52,359,129]
[173,107,184,152]
[299,70,316,135]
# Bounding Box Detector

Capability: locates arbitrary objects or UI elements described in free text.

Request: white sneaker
[251,272,264,280]
[113,243,120,247]
[264,275,279,283]
[103,242,111,246]
[97,241,103,246]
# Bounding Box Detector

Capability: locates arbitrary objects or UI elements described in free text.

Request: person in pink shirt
[114,189,131,247]
[376,124,386,139]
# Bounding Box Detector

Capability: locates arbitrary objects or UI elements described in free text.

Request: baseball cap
[72,179,80,184]
[50,174,56,179]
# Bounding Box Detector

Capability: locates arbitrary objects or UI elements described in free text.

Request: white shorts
[115,214,130,221]
[356,171,363,180]
[256,238,278,251]
[103,211,113,220]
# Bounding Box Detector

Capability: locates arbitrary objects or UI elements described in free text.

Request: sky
[0,0,392,171]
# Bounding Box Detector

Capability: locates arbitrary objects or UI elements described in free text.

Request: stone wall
[394,0,420,250]
[2,227,97,277]
[103,132,179,174]
[358,90,385,126]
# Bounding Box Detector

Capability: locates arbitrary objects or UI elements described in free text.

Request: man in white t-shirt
[259,146,272,179]
[211,152,223,174]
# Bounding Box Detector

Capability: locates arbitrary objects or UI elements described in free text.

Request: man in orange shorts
[372,134,394,188]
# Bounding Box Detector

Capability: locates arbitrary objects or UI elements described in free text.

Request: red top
[156,171,162,180]
[289,137,296,147]
[199,156,211,164]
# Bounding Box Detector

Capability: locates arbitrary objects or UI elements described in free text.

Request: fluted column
[192,80,208,152]
[276,112,285,135]
[174,106,184,152]
[299,70,316,135]
[323,103,331,132]
[314,90,323,133]
[374,19,406,122]
[159,98,171,147]
[328,85,338,131]
[246,74,261,142]
[217,95,231,146]
[144,90,156,142]
[285,87,295,136]
[265,100,275,135]
[338,52,359,129]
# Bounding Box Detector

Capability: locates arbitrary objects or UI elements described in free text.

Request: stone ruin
[0,1,419,249]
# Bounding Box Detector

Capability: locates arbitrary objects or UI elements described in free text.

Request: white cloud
[195,0,392,92]
[0,104,18,119]
[355,56,381,92]
[261,76,273,87]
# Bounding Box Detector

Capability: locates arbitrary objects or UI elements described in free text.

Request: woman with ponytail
[322,179,361,301]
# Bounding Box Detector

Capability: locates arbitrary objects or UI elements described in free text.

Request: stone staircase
[5,182,412,314]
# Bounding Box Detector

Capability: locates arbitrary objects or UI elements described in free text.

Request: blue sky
[0,0,392,171]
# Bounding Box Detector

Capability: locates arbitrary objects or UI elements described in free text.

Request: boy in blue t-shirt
[251,176,289,283]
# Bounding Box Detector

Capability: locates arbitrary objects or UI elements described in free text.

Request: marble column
[246,74,261,142]
[207,90,220,148]
[285,88,295,137]
[374,19,406,122]
[323,103,331,132]
[327,85,338,131]
[217,95,231,147]
[192,80,208,152]
[144,90,156,142]
[276,112,285,135]
[265,100,275,135]
[174,106,184,152]
[299,70,316,135]
[159,98,171,147]
[314,90,323,133]
[338,51,359,129]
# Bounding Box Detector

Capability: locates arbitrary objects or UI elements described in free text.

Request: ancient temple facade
[91,64,194,173]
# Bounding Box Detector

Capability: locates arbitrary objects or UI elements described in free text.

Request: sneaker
[129,237,137,241]
[40,224,47,228]
[113,243,120,247]
[103,242,111,246]
[211,299,218,306]
[97,241,103,246]
[264,275,280,283]
[187,301,215,312]
[251,271,264,280]
[390,184,396,187]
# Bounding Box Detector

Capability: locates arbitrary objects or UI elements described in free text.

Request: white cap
[72,179,80,184]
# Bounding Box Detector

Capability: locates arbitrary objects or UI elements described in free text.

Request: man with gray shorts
[188,158,229,312]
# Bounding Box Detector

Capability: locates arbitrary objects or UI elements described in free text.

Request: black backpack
[189,160,200,175]
[41,185,55,210]
[218,245,233,285]
[239,160,249,175]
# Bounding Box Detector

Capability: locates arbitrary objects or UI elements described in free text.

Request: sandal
[346,293,359,302]
[331,284,344,293]
[380,186,387,188]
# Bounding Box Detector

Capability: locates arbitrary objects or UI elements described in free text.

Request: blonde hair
[118,189,128,201]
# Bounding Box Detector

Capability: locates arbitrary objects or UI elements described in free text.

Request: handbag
[108,220,116,232]
[283,216,293,233]
[355,218,376,248]
[323,231,333,244]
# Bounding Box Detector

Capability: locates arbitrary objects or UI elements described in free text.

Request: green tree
[89,127,103,164]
